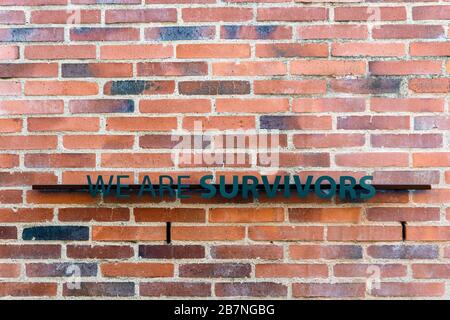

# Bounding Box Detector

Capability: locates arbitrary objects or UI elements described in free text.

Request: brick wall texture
[0,0,450,299]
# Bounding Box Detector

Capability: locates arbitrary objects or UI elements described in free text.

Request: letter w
[87,175,114,197]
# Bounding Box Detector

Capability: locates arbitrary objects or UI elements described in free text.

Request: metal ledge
[32,184,432,192]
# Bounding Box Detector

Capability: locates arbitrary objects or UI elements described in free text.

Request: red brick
[0,264,20,278]
[28,117,99,132]
[414,152,450,167]
[291,60,365,76]
[372,282,444,297]
[328,226,402,241]
[211,245,283,260]
[177,44,250,59]
[411,42,450,56]
[93,226,166,241]
[371,98,444,112]
[255,80,326,95]
[135,208,205,223]
[25,45,96,60]
[101,263,173,277]
[256,264,328,278]
[0,190,22,204]
[25,153,95,168]
[335,6,406,21]
[370,60,442,75]
[63,135,134,150]
[289,208,360,223]
[293,283,365,298]
[105,9,176,23]
[106,117,177,132]
[294,134,364,148]
[258,7,327,21]
[373,25,444,39]
[409,78,450,93]
[140,99,210,113]
[172,226,245,241]
[183,7,252,22]
[209,208,284,223]
[334,264,407,278]
[0,81,21,96]
[101,153,173,168]
[59,208,130,222]
[249,226,323,241]
[0,100,64,115]
[0,172,56,186]
[298,25,368,39]
[256,43,328,58]
[0,283,57,297]
[31,10,100,24]
[0,46,18,60]
[0,118,21,133]
[294,98,365,113]
[332,42,405,57]
[335,152,409,167]
[0,208,53,222]
[0,136,57,150]
[25,81,98,96]
[406,226,450,241]
[213,61,286,76]
[413,5,450,20]
[0,11,25,24]
[216,98,289,113]
[413,264,450,279]
[101,45,172,60]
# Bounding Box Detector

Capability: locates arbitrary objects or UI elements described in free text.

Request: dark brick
[0,28,64,42]
[0,226,16,239]
[70,99,134,113]
[139,245,205,259]
[63,282,135,297]
[260,115,331,130]
[414,116,450,130]
[371,134,442,148]
[373,170,440,185]
[140,282,211,297]
[70,27,139,41]
[22,226,89,241]
[179,81,250,95]
[367,245,439,259]
[367,208,440,222]
[215,282,287,297]
[104,80,174,95]
[179,263,251,278]
[293,283,365,298]
[331,78,401,94]
[145,26,215,41]
[26,263,97,277]
[137,62,207,76]
[67,245,134,259]
[221,25,291,39]
[0,245,61,259]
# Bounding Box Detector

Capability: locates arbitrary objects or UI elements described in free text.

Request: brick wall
[0,0,449,299]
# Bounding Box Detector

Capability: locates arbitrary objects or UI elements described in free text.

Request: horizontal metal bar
[32,184,431,192]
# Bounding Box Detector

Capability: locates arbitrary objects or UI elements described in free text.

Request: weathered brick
[22,226,89,241]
